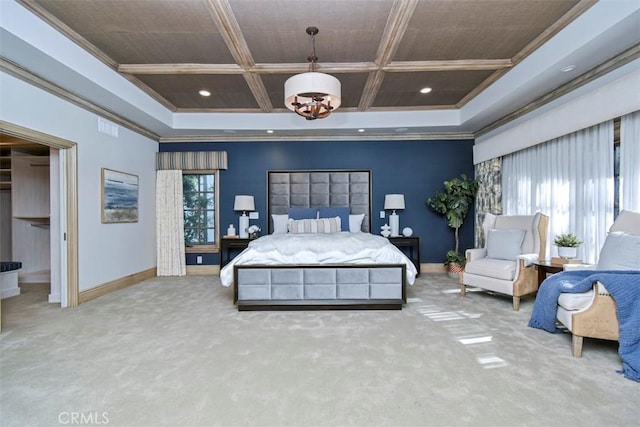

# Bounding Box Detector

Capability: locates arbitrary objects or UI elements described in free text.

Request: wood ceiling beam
[251,63,379,74]
[202,0,253,69]
[359,71,386,112]
[375,0,420,67]
[359,0,419,110]
[243,73,273,112]
[384,59,512,72]
[118,62,380,75]
[118,59,510,75]
[202,0,272,111]
[118,64,244,74]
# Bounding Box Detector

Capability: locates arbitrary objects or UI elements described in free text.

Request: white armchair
[461,212,549,311]
[556,210,640,357]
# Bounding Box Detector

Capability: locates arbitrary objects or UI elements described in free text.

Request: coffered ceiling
[5,0,639,140]
[21,0,587,114]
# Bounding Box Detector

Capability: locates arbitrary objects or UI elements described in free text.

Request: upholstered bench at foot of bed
[1,262,23,299]
[234,264,406,311]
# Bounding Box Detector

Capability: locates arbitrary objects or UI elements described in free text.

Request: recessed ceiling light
[560,65,576,73]
[223,129,236,134]
[199,89,211,97]
[358,129,365,133]
[395,127,408,133]
[266,130,274,134]
[420,87,432,94]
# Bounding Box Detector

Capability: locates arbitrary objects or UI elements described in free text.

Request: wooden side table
[387,236,421,275]
[534,261,564,286]
[219,237,252,268]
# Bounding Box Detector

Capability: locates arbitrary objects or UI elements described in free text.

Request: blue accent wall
[160,139,475,266]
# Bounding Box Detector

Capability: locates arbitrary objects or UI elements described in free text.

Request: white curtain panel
[156,170,186,276]
[620,110,640,212]
[502,121,614,264]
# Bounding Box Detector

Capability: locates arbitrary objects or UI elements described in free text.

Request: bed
[220,170,418,311]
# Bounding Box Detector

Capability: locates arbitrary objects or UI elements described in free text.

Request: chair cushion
[465,258,517,281]
[596,232,640,270]
[557,290,594,311]
[486,229,525,261]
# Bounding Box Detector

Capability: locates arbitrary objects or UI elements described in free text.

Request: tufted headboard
[267,170,372,233]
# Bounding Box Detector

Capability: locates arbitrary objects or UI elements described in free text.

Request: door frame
[0,121,79,307]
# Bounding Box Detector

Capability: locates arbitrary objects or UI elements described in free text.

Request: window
[183,171,219,252]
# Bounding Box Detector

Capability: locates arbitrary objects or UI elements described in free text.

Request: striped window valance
[156,151,227,170]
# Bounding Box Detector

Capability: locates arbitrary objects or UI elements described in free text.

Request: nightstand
[387,236,421,275]
[219,237,252,268]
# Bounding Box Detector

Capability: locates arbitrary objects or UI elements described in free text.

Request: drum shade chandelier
[284,26,341,120]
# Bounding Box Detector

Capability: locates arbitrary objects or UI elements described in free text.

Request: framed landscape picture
[101,168,139,223]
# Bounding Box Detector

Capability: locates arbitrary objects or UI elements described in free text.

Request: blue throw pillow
[287,207,318,220]
[318,207,350,231]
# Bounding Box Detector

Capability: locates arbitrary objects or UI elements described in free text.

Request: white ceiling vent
[98,117,119,138]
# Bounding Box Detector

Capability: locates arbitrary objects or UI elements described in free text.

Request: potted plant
[426,174,479,278]
[554,233,582,258]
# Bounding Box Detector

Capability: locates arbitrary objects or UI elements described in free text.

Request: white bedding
[219,232,417,287]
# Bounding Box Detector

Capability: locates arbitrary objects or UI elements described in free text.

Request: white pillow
[288,217,341,234]
[486,229,526,261]
[597,232,640,270]
[271,214,289,234]
[349,214,365,233]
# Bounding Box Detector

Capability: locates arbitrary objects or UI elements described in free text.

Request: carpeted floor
[1,275,638,427]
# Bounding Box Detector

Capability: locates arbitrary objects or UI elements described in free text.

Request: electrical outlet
[249,211,259,219]
[196,256,202,264]
[380,210,385,219]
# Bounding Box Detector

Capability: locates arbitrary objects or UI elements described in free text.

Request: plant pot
[557,246,578,259]
[447,263,464,279]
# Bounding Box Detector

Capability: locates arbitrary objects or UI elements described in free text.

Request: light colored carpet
[1,275,638,427]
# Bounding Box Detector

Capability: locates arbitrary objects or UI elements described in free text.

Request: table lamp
[384,194,405,237]
[234,195,255,238]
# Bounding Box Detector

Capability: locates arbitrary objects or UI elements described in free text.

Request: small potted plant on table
[554,233,582,259]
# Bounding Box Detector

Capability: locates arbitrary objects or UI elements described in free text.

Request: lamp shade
[234,195,255,212]
[384,194,405,210]
[284,72,341,111]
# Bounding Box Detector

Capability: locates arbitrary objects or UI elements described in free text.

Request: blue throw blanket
[528,270,640,382]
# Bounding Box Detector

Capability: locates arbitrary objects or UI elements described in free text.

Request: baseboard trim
[79,267,156,304]
[421,263,447,274]
[1,288,21,299]
[186,265,219,276]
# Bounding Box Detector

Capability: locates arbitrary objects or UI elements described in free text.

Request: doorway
[0,121,78,308]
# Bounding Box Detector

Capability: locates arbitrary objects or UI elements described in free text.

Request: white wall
[474,60,640,164]
[0,71,158,292]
